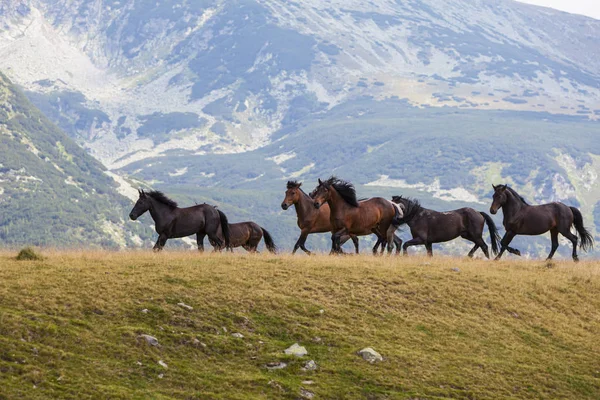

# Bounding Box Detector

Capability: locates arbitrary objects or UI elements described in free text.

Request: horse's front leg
[293,230,311,255]
[402,237,425,256]
[153,234,168,252]
[331,229,346,254]
[495,231,517,260]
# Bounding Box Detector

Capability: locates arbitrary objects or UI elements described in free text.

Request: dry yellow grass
[0,250,599,399]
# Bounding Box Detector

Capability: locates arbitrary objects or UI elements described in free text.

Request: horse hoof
[514,250,521,256]
[573,256,580,263]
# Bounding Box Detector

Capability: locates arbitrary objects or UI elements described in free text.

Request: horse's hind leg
[546,228,559,260]
[197,233,206,252]
[293,231,311,255]
[561,229,579,262]
[349,235,359,254]
[207,232,223,252]
[425,243,433,257]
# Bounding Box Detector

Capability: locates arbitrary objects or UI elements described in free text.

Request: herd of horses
[129,177,594,261]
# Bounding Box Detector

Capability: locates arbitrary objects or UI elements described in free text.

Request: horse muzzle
[129,213,137,220]
[489,207,497,215]
[313,201,322,209]
[281,203,289,210]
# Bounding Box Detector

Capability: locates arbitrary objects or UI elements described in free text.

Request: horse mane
[325,176,359,207]
[391,195,422,225]
[287,180,302,189]
[504,185,529,205]
[146,191,178,208]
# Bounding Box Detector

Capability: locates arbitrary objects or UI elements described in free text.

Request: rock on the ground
[284,343,308,357]
[266,361,287,370]
[358,347,383,363]
[231,332,244,338]
[177,302,193,311]
[303,360,318,371]
[141,309,149,313]
[300,388,315,399]
[158,360,168,369]
[451,267,460,272]
[138,334,159,346]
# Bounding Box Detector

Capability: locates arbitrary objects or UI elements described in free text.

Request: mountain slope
[0,0,598,167]
[0,72,149,247]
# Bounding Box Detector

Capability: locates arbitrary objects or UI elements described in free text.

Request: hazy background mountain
[0,0,598,255]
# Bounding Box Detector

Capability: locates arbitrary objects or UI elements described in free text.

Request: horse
[310,177,399,254]
[209,221,277,253]
[129,189,230,251]
[391,196,502,258]
[490,184,593,261]
[281,180,359,254]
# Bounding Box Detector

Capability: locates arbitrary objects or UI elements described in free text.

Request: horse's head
[310,178,330,209]
[490,184,508,215]
[282,181,302,210]
[129,189,152,220]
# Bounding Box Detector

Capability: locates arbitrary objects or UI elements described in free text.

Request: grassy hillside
[1,251,598,399]
[0,72,152,247]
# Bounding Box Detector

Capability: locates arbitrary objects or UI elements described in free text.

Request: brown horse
[282,181,359,254]
[310,177,399,254]
[392,195,501,258]
[209,221,276,253]
[490,184,593,261]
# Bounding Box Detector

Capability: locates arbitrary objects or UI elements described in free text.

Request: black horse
[490,184,593,261]
[391,196,502,258]
[129,190,230,251]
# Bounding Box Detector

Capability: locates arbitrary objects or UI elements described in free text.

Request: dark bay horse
[490,184,593,261]
[310,177,399,254]
[129,190,230,251]
[391,196,501,258]
[209,221,276,253]
[282,181,359,254]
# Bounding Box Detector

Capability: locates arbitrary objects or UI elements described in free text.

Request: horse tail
[570,207,594,252]
[217,210,231,249]
[261,227,277,254]
[480,212,501,256]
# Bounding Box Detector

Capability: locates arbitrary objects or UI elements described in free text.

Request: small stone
[258,340,265,344]
[136,361,142,366]
[158,373,164,379]
[302,360,318,371]
[222,327,228,333]
[312,337,322,343]
[319,309,325,314]
[300,388,315,399]
[231,332,244,338]
[266,361,287,370]
[302,380,314,385]
[451,267,460,272]
[141,309,149,313]
[284,343,308,357]
[358,347,383,363]
[511,312,520,318]
[158,360,168,369]
[177,302,193,311]
[57,376,63,381]
[139,334,159,346]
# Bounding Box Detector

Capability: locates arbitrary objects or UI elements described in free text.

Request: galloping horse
[490,184,593,261]
[129,190,230,251]
[209,221,276,253]
[391,196,502,258]
[282,181,359,254]
[310,177,399,254]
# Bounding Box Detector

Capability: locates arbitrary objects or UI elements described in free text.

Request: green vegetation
[0,252,598,399]
[0,72,151,247]
[15,246,43,260]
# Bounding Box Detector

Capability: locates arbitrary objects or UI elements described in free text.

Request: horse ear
[298,182,302,188]
[492,184,497,190]
[499,185,507,192]
[318,178,322,185]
